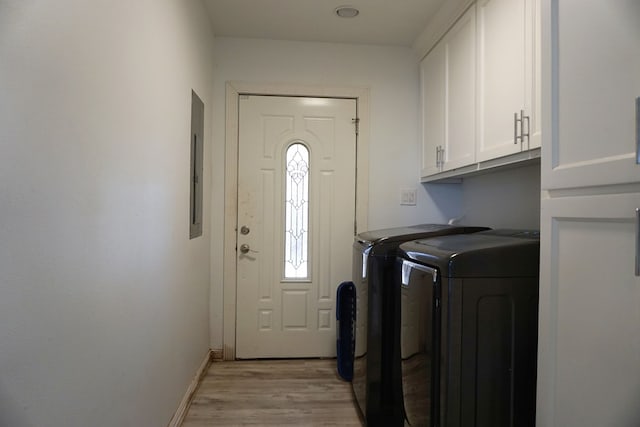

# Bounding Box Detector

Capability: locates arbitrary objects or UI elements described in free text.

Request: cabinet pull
[636,96,640,165]
[522,111,530,148]
[514,112,522,144]
[436,146,444,169]
[635,208,640,277]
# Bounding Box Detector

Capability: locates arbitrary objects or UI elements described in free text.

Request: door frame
[223,82,370,360]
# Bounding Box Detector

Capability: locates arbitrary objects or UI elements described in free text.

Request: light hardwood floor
[181,359,364,426]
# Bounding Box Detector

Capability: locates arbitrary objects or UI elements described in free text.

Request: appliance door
[351,240,372,413]
[400,259,440,427]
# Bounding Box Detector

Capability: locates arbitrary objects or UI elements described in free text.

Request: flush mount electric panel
[190,90,204,239]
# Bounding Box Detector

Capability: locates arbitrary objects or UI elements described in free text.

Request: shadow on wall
[460,163,541,229]
[421,163,540,230]
[421,182,464,224]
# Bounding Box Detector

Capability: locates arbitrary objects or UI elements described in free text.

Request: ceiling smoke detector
[335,6,359,18]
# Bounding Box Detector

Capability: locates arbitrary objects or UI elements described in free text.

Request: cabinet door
[420,42,446,177]
[442,5,476,172]
[538,193,640,426]
[542,0,640,190]
[477,0,534,161]
[420,5,476,178]
[524,0,541,152]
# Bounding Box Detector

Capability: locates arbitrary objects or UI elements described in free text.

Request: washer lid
[355,224,487,246]
[398,230,540,278]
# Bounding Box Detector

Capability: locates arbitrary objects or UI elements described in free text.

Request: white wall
[209,37,462,349]
[0,1,214,426]
[460,163,541,229]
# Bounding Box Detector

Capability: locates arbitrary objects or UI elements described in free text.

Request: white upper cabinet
[420,0,540,180]
[442,7,477,171]
[541,0,640,190]
[420,41,446,177]
[420,5,477,176]
[476,0,539,161]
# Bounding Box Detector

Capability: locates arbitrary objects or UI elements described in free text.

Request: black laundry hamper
[336,281,356,381]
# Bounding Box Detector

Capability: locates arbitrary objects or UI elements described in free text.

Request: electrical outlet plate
[400,188,417,206]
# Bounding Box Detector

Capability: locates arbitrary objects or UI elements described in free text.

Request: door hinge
[352,117,360,135]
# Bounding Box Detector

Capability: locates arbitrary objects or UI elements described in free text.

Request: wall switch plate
[400,188,417,206]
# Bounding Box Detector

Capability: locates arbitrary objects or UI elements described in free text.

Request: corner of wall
[412,0,476,59]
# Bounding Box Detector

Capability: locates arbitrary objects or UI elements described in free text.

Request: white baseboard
[167,349,213,427]
[211,348,223,361]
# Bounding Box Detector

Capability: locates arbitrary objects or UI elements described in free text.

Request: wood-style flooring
[181,359,364,426]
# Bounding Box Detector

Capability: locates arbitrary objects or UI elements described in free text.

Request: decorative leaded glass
[284,143,309,279]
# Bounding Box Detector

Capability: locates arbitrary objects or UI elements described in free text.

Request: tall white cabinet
[537,0,640,426]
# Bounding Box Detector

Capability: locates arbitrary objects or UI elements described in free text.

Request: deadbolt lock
[240,226,250,235]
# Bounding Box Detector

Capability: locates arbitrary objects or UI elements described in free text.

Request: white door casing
[223,83,369,361]
[233,94,358,359]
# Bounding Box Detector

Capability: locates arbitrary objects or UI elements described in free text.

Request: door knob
[240,243,251,254]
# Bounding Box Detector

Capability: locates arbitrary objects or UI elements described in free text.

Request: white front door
[235,95,357,359]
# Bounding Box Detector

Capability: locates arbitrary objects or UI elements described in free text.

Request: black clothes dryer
[351,224,489,426]
[396,230,540,427]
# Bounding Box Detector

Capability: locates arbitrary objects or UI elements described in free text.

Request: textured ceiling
[204,0,447,46]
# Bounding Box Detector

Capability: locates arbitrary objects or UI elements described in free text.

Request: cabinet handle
[636,96,640,165]
[636,208,640,277]
[514,112,522,144]
[522,111,530,148]
[436,146,444,169]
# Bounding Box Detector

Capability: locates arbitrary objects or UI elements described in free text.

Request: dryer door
[400,260,440,427]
